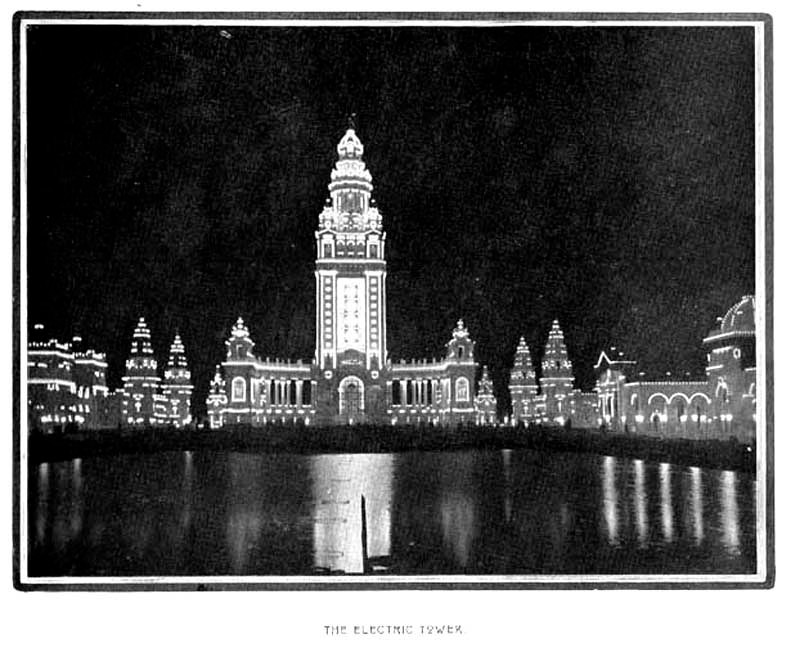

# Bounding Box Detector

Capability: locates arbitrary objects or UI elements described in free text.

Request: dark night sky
[25,25,756,417]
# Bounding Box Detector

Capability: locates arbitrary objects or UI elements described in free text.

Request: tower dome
[720,295,755,335]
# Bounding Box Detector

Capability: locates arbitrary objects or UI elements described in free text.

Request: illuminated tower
[222,317,260,424]
[509,336,539,424]
[122,317,163,426]
[474,365,497,425]
[162,332,193,427]
[314,122,387,423]
[207,365,228,429]
[540,319,575,423]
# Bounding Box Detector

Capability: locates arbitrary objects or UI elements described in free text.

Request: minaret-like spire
[164,332,191,383]
[510,336,538,387]
[541,319,574,381]
[122,316,161,426]
[477,366,494,398]
[509,335,539,424]
[129,317,155,358]
[162,331,193,427]
[209,364,226,395]
[475,365,497,425]
[206,364,228,429]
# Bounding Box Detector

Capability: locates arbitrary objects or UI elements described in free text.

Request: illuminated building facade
[27,324,110,431]
[121,317,193,427]
[594,295,756,442]
[509,319,598,428]
[27,318,194,431]
[207,127,489,428]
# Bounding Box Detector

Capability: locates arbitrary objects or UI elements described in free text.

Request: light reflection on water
[633,459,648,548]
[438,454,478,569]
[720,470,740,555]
[310,454,393,573]
[602,455,619,546]
[689,466,705,546]
[659,463,674,544]
[502,448,513,523]
[35,462,49,547]
[28,449,756,576]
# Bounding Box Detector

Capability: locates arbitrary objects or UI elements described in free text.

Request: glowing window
[456,377,469,402]
[231,377,247,402]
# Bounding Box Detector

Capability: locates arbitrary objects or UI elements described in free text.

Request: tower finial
[348,112,357,131]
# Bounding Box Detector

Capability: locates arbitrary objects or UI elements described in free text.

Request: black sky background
[25,25,756,417]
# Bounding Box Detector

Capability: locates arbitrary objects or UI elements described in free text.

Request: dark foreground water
[28,449,756,576]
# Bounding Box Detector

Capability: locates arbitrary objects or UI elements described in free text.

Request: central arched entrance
[338,376,364,424]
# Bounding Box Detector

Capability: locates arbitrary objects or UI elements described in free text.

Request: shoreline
[25,424,756,473]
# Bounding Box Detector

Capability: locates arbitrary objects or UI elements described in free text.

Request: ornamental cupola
[541,319,574,384]
[509,336,538,389]
[318,120,383,234]
[446,319,475,363]
[225,317,256,362]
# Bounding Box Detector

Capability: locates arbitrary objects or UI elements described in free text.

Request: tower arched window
[231,377,247,403]
[457,347,464,359]
[456,377,469,402]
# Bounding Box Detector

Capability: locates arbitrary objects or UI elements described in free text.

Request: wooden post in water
[361,494,369,574]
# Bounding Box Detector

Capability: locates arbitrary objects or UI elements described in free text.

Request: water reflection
[310,454,393,574]
[502,449,512,523]
[70,459,83,540]
[601,456,619,546]
[28,449,757,576]
[438,454,479,569]
[633,459,649,547]
[659,463,673,544]
[439,492,477,569]
[226,454,264,573]
[688,467,705,546]
[719,470,740,556]
[35,462,49,548]
[180,451,193,539]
